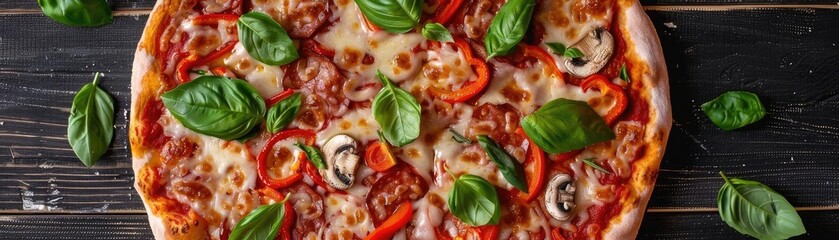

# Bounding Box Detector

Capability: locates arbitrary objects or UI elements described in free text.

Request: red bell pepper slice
[301,158,329,190]
[364,201,413,240]
[433,0,464,24]
[521,44,566,83]
[192,14,240,26]
[257,188,295,240]
[364,141,397,172]
[257,129,316,189]
[515,127,546,202]
[551,228,566,240]
[266,89,295,107]
[430,38,490,103]
[580,74,628,125]
[475,225,500,240]
[176,40,238,83]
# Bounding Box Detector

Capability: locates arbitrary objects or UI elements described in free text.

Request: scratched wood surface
[0,0,838,239]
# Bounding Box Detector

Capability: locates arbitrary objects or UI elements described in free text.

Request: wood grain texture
[0,211,835,239]
[0,15,144,213]
[647,8,839,209]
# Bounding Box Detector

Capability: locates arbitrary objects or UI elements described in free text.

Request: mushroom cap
[564,28,615,78]
[321,134,360,189]
[545,173,576,221]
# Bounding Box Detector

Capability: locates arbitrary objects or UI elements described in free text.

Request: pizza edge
[601,0,672,239]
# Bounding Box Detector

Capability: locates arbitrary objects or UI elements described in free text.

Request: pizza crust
[602,0,672,239]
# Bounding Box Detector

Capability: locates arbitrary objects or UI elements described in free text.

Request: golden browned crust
[130,0,208,239]
[601,0,671,239]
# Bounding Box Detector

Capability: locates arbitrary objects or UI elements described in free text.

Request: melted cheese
[323,194,374,238]
[479,62,599,114]
[315,108,380,146]
[223,42,285,98]
[315,2,425,82]
[536,0,613,47]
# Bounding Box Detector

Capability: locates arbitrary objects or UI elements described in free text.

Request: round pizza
[129,0,671,239]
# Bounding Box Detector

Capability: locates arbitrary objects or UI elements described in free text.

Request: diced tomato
[364,141,397,172]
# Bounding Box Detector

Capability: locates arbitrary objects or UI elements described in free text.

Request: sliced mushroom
[545,173,576,221]
[321,134,360,189]
[564,28,615,78]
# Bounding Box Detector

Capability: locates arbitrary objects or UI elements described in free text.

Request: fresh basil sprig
[717,172,806,240]
[230,197,290,240]
[546,42,584,59]
[477,135,527,193]
[161,76,266,140]
[449,128,472,144]
[422,23,453,42]
[582,158,612,174]
[484,0,536,59]
[38,0,113,27]
[448,174,500,226]
[521,98,615,154]
[266,92,302,133]
[372,71,421,147]
[701,91,766,131]
[238,12,299,65]
[296,142,326,169]
[355,0,422,33]
[68,73,114,167]
[619,64,631,83]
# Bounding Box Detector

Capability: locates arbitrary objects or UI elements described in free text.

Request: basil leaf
[619,64,631,83]
[545,43,566,55]
[477,135,527,193]
[266,92,302,133]
[161,76,266,140]
[230,201,287,240]
[372,70,421,147]
[38,0,112,27]
[190,69,208,75]
[717,172,806,240]
[449,128,472,144]
[484,0,536,59]
[422,23,453,42]
[234,125,262,143]
[448,174,501,226]
[521,98,615,154]
[582,158,612,174]
[68,73,114,167]
[355,0,421,33]
[296,142,326,169]
[701,91,766,131]
[563,47,584,59]
[238,12,299,65]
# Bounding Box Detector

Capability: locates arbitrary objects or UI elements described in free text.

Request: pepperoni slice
[280,0,329,38]
[365,168,429,226]
[284,54,346,106]
[465,103,524,147]
[461,0,506,40]
[282,183,325,239]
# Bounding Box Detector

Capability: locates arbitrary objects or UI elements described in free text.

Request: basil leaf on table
[238,12,299,65]
[477,135,528,193]
[521,98,615,154]
[448,174,501,226]
[449,128,472,144]
[701,91,766,131]
[717,172,806,240]
[295,142,327,169]
[161,76,266,140]
[484,0,536,59]
[38,0,112,27]
[372,70,421,147]
[68,73,114,167]
[266,92,302,133]
[422,23,453,42]
[355,0,422,33]
[230,199,289,240]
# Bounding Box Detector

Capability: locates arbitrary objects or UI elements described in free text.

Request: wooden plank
[0,15,145,213]
[646,8,839,209]
[0,10,838,213]
[0,211,835,239]
[0,1,156,11]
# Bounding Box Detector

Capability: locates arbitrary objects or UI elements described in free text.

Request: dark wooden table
[0,0,837,239]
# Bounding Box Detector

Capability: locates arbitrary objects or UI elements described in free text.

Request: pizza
[129,0,671,239]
